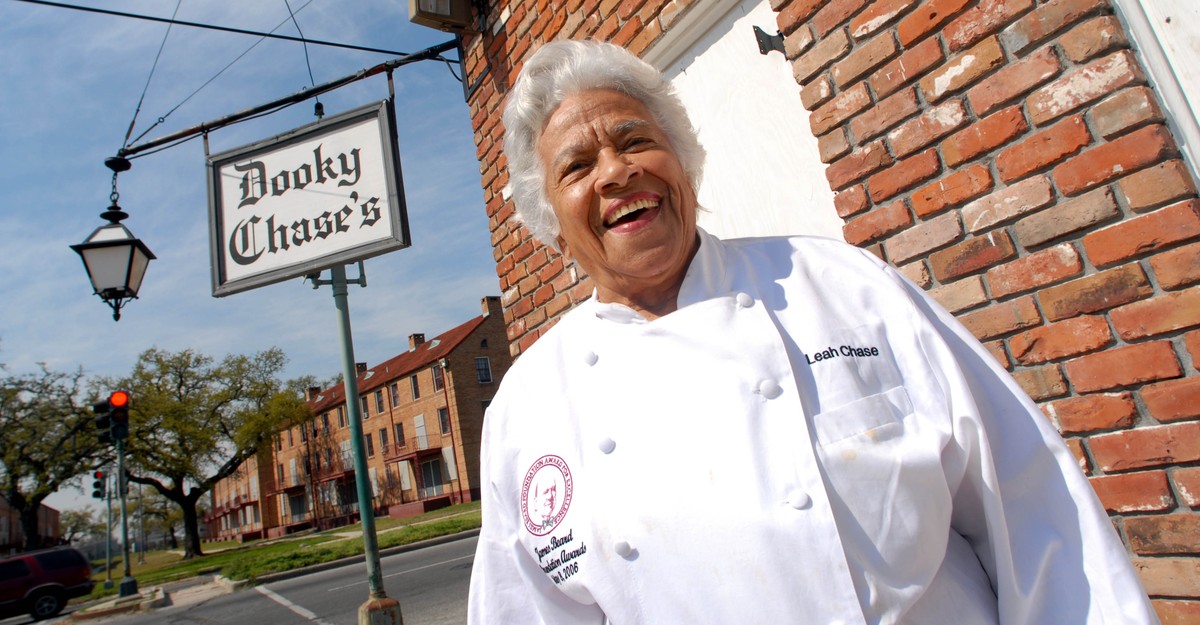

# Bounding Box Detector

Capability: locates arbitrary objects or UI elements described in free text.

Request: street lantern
[71,157,155,321]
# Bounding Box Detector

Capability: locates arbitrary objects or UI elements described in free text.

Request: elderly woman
[468,40,1157,625]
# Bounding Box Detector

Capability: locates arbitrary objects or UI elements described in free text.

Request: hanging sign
[207,100,410,296]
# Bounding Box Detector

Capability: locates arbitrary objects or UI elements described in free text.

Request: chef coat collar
[589,227,730,324]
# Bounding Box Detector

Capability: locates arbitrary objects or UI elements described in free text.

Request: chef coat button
[614,540,634,558]
[584,351,599,366]
[787,491,812,510]
[736,292,754,308]
[598,437,616,454]
[756,379,783,399]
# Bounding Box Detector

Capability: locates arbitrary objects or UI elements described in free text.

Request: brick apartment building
[0,496,60,555]
[206,295,510,541]
[416,0,1199,620]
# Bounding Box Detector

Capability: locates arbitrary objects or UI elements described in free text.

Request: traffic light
[91,470,106,499]
[109,390,130,441]
[92,399,113,445]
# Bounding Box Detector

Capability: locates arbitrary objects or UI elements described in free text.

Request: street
[7,535,477,625]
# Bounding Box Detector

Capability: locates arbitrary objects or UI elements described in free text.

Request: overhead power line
[14,0,414,57]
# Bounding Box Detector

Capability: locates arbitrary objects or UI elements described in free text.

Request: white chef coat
[468,228,1158,625]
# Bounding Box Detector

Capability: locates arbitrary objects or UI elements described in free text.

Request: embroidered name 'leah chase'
[806,344,881,365]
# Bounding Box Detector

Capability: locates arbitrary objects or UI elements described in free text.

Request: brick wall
[459,0,1199,619]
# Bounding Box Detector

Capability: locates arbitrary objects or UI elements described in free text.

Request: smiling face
[537,88,700,319]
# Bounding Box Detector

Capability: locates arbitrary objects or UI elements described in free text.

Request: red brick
[911,164,993,217]
[1008,314,1110,365]
[884,211,964,264]
[1091,421,1200,472]
[1142,375,1200,423]
[794,29,851,84]
[843,200,914,245]
[1044,392,1136,434]
[801,75,834,110]
[929,230,1018,282]
[1153,599,1200,625]
[1055,125,1176,196]
[1063,437,1090,472]
[833,33,900,86]
[784,24,816,59]
[942,105,1028,168]
[958,294,1041,340]
[1014,186,1120,249]
[1011,364,1068,400]
[999,0,1108,54]
[919,36,1005,102]
[1065,341,1183,392]
[1152,242,1200,290]
[1189,330,1200,371]
[867,148,941,202]
[1119,160,1198,214]
[819,128,852,163]
[897,0,972,46]
[1132,557,1200,597]
[834,184,870,218]
[826,141,894,190]
[1084,200,1200,267]
[813,0,871,37]
[1092,86,1164,140]
[1126,513,1200,555]
[811,83,872,136]
[1039,263,1152,321]
[962,175,1054,234]
[898,260,931,288]
[849,0,917,39]
[1028,51,1145,125]
[850,87,919,142]
[1059,14,1128,63]
[929,275,987,312]
[967,45,1061,116]
[983,339,1009,366]
[1111,287,1200,341]
[1089,471,1174,513]
[987,242,1083,298]
[887,99,968,158]
[996,115,1091,183]
[869,37,943,97]
[944,0,1035,52]
[1177,467,1200,507]
[777,0,825,32]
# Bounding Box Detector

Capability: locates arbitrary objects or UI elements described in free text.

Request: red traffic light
[94,470,105,479]
[109,390,130,408]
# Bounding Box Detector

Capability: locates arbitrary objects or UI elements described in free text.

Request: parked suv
[0,547,94,620]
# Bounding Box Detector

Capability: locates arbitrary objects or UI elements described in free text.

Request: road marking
[325,554,474,592]
[256,585,337,625]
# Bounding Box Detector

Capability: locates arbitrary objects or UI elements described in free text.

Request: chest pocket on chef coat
[806,321,911,445]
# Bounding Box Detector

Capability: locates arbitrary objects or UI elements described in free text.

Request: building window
[277,464,285,484]
[379,428,389,453]
[390,382,400,406]
[438,407,451,434]
[365,433,375,457]
[360,395,369,418]
[338,406,346,428]
[322,413,330,434]
[287,429,294,447]
[300,426,308,443]
[374,389,385,413]
[433,364,445,391]
[395,423,405,448]
[410,375,420,400]
[475,357,493,384]
[275,434,282,451]
[480,338,488,349]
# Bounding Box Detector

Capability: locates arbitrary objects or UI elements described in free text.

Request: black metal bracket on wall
[753,25,786,56]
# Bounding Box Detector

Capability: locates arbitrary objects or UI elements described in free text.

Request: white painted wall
[646,0,844,241]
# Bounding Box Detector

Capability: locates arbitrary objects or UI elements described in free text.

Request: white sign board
[207,100,410,296]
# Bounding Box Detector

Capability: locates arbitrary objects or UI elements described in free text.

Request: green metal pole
[116,439,138,597]
[329,264,387,600]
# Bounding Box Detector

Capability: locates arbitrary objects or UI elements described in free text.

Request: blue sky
[0,1,499,510]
